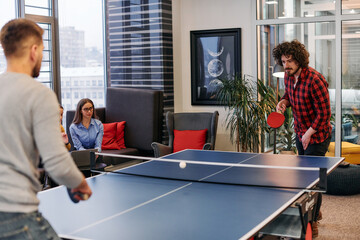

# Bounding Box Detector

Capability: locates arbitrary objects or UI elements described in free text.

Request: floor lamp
[272,64,284,154]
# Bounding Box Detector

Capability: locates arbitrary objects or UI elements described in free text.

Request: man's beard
[286,66,300,77]
[32,60,41,78]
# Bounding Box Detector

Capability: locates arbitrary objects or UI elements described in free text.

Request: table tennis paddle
[267,111,285,129]
[67,188,89,203]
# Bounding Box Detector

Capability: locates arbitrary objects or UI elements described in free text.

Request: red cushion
[116,121,126,149]
[173,129,208,153]
[102,123,119,150]
[102,121,126,150]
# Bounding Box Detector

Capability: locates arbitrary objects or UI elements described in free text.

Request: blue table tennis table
[38,149,343,240]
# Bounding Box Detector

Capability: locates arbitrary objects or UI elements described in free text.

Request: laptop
[70,149,98,171]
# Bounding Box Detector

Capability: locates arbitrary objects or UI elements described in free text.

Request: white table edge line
[58,234,91,240]
[238,157,344,240]
[238,189,306,240]
[97,153,321,171]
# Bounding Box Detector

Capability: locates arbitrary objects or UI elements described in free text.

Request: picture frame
[190,28,241,105]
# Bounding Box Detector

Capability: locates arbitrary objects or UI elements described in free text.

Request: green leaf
[216,74,277,152]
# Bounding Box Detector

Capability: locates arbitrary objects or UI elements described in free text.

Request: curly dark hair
[272,40,309,68]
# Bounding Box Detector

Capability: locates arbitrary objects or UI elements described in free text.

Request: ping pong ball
[179,161,186,169]
[82,194,89,200]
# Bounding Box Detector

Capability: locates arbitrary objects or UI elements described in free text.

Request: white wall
[172,0,254,151]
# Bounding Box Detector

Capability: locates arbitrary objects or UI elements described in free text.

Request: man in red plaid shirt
[273,40,332,155]
[273,40,332,237]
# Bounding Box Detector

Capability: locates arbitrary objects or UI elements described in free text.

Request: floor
[258,193,360,239]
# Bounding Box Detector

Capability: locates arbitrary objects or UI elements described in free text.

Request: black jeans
[296,135,331,156]
[296,135,331,223]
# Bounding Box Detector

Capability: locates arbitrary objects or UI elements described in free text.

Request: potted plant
[278,107,297,154]
[216,74,277,152]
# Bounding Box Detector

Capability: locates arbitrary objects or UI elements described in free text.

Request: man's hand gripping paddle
[67,188,89,203]
[267,111,285,129]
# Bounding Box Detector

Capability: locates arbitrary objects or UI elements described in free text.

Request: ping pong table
[38,149,343,240]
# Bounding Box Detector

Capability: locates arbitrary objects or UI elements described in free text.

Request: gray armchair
[151,111,219,157]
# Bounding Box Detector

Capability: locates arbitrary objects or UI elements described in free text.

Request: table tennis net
[91,152,327,191]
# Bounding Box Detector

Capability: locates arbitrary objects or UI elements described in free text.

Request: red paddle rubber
[267,112,285,129]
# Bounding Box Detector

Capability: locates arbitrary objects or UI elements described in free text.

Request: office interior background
[1,0,360,155]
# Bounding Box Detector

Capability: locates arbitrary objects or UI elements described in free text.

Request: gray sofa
[66,87,163,165]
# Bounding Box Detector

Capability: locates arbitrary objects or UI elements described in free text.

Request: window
[341,20,360,146]
[36,23,54,89]
[342,1,360,15]
[23,0,60,97]
[257,0,335,20]
[2,1,107,130]
[0,1,16,73]
[58,0,106,122]
[25,0,52,16]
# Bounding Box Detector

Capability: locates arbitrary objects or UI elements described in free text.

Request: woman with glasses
[69,98,104,152]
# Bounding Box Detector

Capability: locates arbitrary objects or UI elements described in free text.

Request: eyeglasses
[82,107,94,112]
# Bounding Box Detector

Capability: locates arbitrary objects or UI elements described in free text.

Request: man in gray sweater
[0,19,92,239]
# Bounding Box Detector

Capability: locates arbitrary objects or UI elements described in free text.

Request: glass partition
[257,0,335,20]
[341,20,360,145]
[342,0,360,15]
[258,21,335,151]
[258,22,335,98]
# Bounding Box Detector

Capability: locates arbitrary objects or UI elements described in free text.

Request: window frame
[16,0,107,106]
[18,0,61,102]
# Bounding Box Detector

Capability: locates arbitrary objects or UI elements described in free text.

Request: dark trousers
[296,135,331,156]
[296,135,331,222]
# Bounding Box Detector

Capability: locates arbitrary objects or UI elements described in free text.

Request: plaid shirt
[281,67,332,144]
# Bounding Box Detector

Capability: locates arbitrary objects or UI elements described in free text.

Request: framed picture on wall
[190,28,241,105]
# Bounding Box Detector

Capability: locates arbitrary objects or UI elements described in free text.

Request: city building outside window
[58,0,106,128]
